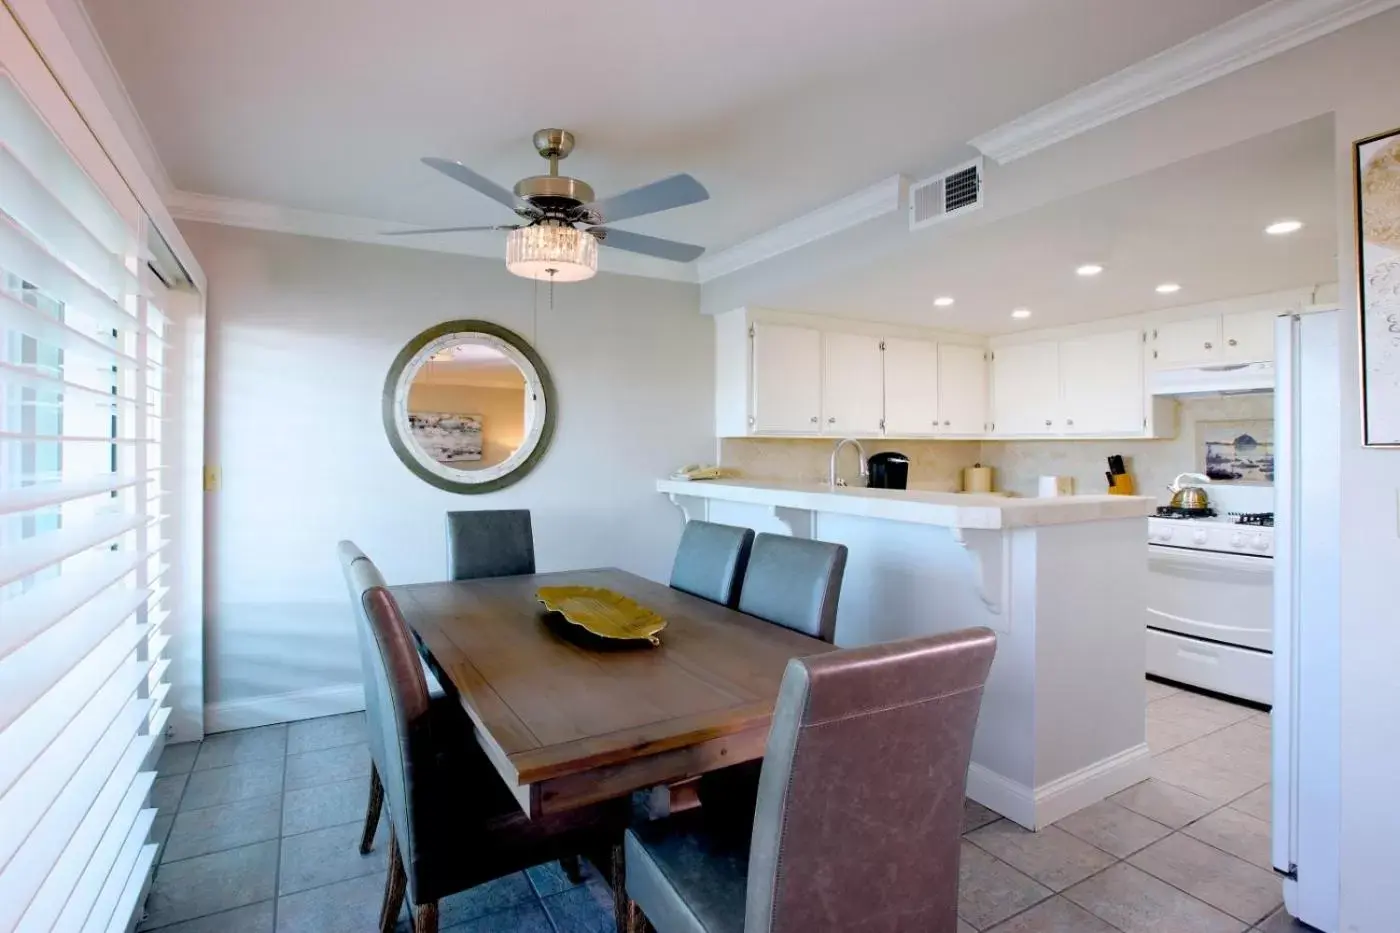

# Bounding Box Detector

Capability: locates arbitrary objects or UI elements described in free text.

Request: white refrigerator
[1272,309,1341,931]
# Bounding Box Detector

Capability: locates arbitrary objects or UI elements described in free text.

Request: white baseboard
[967,742,1153,830]
[1032,743,1153,827]
[205,683,366,733]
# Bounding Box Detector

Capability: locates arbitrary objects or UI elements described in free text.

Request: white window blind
[0,68,172,933]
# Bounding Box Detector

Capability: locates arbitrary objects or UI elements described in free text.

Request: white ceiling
[81,0,1266,254]
[764,116,1338,333]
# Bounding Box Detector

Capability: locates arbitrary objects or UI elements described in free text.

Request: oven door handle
[1148,545,1273,577]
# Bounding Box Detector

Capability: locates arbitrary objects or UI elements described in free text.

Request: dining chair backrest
[338,539,457,903]
[736,534,847,643]
[337,541,389,782]
[745,627,998,933]
[446,509,536,581]
[668,520,755,608]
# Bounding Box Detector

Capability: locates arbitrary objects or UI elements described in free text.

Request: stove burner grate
[1155,506,1218,520]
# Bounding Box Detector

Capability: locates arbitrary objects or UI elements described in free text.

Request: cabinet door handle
[1044,419,1052,426]
[1228,338,1237,346]
[943,420,951,426]
[1204,342,1213,350]
[1066,419,1074,426]
[810,416,819,424]
[827,416,836,424]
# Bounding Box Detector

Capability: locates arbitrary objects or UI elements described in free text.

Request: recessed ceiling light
[1155,283,1181,294]
[1076,264,1104,277]
[1265,219,1304,235]
[933,296,955,307]
[1011,308,1032,319]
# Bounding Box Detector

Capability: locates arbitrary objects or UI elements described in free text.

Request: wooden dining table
[390,567,835,820]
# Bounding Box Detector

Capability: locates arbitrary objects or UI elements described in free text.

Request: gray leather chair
[338,541,628,933]
[338,543,460,856]
[623,628,997,933]
[446,509,536,581]
[668,521,755,608]
[736,534,847,643]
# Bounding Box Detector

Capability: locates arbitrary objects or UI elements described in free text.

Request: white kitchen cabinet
[937,343,988,434]
[1152,317,1221,368]
[751,322,822,433]
[882,337,940,436]
[991,341,1059,435]
[1221,309,1278,363]
[1059,330,1145,435]
[822,332,885,435]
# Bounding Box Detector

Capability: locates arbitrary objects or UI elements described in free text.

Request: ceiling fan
[387,128,709,282]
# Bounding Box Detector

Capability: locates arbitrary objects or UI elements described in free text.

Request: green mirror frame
[382,319,556,494]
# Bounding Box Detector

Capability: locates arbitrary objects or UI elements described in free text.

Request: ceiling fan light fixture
[506,223,597,282]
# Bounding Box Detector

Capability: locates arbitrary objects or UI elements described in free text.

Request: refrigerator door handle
[1271,313,1300,877]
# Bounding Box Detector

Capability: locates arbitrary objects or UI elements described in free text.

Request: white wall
[185,221,712,727]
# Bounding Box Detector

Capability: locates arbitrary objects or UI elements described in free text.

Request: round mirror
[383,320,555,493]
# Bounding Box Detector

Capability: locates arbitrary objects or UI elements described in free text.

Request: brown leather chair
[338,541,628,933]
[338,544,469,855]
[623,628,997,933]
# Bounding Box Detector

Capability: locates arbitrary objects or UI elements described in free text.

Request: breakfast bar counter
[657,476,1155,830]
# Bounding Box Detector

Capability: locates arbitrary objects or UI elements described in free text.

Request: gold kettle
[1167,472,1212,511]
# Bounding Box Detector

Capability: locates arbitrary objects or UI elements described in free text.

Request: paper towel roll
[1038,475,1075,497]
[962,465,994,493]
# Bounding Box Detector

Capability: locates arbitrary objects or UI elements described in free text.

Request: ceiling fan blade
[421,157,528,213]
[581,173,708,225]
[380,225,519,236]
[592,227,704,262]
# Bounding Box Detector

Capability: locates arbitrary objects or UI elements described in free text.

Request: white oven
[1146,519,1274,704]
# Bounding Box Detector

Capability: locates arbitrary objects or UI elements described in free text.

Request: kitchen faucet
[828,438,869,487]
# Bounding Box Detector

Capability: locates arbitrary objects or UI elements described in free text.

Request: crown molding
[696,174,908,284]
[971,0,1400,164]
[167,190,700,283]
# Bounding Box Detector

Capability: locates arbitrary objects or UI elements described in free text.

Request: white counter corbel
[656,477,1156,831]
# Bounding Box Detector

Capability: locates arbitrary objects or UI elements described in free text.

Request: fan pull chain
[532,275,539,343]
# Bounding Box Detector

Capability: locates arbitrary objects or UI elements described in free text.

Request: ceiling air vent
[909,158,984,231]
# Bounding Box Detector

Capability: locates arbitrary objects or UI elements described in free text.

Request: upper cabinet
[937,343,988,435]
[1059,330,1145,435]
[750,322,822,433]
[882,337,940,436]
[1151,308,1281,369]
[990,328,1170,439]
[715,308,1174,441]
[1220,309,1278,363]
[1153,317,1220,368]
[991,341,1060,435]
[822,333,885,435]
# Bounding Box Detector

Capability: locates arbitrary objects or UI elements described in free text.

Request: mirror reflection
[406,342,528,471]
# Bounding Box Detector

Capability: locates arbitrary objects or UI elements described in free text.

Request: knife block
[1107,474,1136,495]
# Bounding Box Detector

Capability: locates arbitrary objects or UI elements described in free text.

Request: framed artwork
[407,412,483,464]
[1356,126,1400,447]
[1198,419,1274,484]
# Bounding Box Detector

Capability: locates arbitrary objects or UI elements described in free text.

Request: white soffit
[970,0,1400,163]
[695,174,908,283]
[166,191,699,284]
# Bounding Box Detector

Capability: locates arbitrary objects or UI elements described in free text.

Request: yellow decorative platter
[536,586,667,645]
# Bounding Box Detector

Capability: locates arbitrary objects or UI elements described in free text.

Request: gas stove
[1148,510,1275,556]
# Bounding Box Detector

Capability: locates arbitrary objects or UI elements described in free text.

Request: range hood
[1150,361,1274,397]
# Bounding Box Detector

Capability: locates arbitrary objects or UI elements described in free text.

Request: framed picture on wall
[1356,126,1400,447]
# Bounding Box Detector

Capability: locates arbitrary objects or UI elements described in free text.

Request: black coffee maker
[866,452,910,490]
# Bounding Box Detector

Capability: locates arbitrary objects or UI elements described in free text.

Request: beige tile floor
[956,678,1311,932]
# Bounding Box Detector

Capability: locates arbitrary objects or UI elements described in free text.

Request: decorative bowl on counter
[536,586,668,645]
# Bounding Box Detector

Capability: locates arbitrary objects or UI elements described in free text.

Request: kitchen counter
[655,478,1153,529]
[658,474,1151,830]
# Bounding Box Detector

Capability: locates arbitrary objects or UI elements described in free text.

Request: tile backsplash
[718,394,1274,507]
